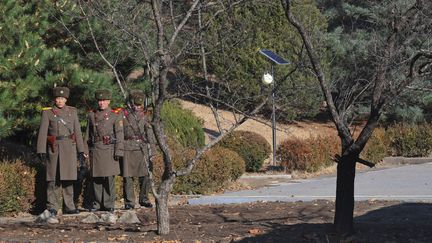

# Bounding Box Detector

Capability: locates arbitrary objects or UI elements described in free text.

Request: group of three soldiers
[36,86,154,221]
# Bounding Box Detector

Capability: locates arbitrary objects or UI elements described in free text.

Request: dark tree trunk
[333,153,357,236]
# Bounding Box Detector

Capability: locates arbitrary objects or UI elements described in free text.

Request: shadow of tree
[236,202,432,243]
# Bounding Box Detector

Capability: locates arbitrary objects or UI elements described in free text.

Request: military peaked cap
[95,89,112,100]
[53,87,70,99]
[129,90,145,105]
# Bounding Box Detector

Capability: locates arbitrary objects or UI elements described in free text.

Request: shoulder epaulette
[112,108,123,114]
[42,107,52,111]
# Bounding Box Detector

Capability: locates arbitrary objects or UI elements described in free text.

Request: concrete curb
[240,174,292,179]
[382,157,432,165]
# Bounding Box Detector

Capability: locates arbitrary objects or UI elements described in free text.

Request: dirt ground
[0,200,431,242]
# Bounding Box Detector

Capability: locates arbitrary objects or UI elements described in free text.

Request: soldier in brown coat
[121,90,155,209]
[84,89,124,212]
[37,87,85,220]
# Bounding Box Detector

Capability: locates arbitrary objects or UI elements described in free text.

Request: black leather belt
[94,135,115,145]
[125,136,144,141]
[56,135,71,140]
[126,138,143,141]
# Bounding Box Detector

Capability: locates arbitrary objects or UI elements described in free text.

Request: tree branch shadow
[235,202,432,243]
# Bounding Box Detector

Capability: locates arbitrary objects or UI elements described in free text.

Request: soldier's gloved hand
[148,161,153,172]
[37,153,47,163]
[77,152,85,162]
[113,155,122,161]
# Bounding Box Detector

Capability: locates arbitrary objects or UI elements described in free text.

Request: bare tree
[281,0,432,237]
[71,0,272,235]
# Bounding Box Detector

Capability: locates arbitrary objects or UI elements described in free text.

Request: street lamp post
[259,49,289,166]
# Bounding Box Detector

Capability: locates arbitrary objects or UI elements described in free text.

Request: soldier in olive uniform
[37,87,85,220]
[121,90,154,209]
[84,89,124,212]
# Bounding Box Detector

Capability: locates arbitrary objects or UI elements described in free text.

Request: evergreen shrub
[161,101,205,148]
[219,131,271,172]
[277,135,339,173]
[0,160,35,216]
[383,105,425,124]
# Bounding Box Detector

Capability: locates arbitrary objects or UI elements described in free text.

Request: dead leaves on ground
[248,227,264,235]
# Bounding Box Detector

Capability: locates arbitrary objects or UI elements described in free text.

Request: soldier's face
[54,97,67,108]
[133,104,144,111]
[98,99,110,110]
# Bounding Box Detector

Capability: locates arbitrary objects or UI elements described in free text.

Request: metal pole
[271,64,276,166]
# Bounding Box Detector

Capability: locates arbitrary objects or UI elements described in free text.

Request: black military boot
[139,200,153,208]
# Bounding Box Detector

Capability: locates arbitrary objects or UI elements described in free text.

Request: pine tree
[0,0,114,142]
[318,0,432,123]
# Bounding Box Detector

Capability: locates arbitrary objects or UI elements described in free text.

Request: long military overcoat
[84,107,124,177]
[121,109,155,177]
[37,106,85,181]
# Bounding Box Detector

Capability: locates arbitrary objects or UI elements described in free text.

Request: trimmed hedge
[277,123,432,173]
[173,146,245,194]
[277,134,339,173]
[152,138,246,194]
[386,123,432,157]
[362,124,432,161]
[361,127,389,164]
[219,131,271,172]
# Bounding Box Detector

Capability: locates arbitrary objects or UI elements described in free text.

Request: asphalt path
[188,162,432,205]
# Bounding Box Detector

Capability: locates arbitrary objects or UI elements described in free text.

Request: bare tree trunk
[156,179,174,235]
[334,153,356,236]
[281,0,432,238]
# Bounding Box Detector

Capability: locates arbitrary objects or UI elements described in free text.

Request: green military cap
[95,89,112,100]
[53,87,70,99]
[129,90,145,105]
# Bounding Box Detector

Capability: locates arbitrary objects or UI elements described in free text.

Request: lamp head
[262,73,273,85]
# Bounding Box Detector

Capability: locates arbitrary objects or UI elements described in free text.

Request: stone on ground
[117,211,140,224]
[81,213,100,223]
[100,213,117,224]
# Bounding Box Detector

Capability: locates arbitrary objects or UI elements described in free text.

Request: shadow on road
[236,202,432,243]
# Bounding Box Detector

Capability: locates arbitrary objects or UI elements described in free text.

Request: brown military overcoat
[84,107,124,177]
[121,109,155,177]
[37,106,85,181]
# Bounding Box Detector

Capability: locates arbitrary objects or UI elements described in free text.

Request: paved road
[188,162,432,205]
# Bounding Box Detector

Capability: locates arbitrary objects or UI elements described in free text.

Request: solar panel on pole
[259,49,290,65]
[258,49,290,166]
